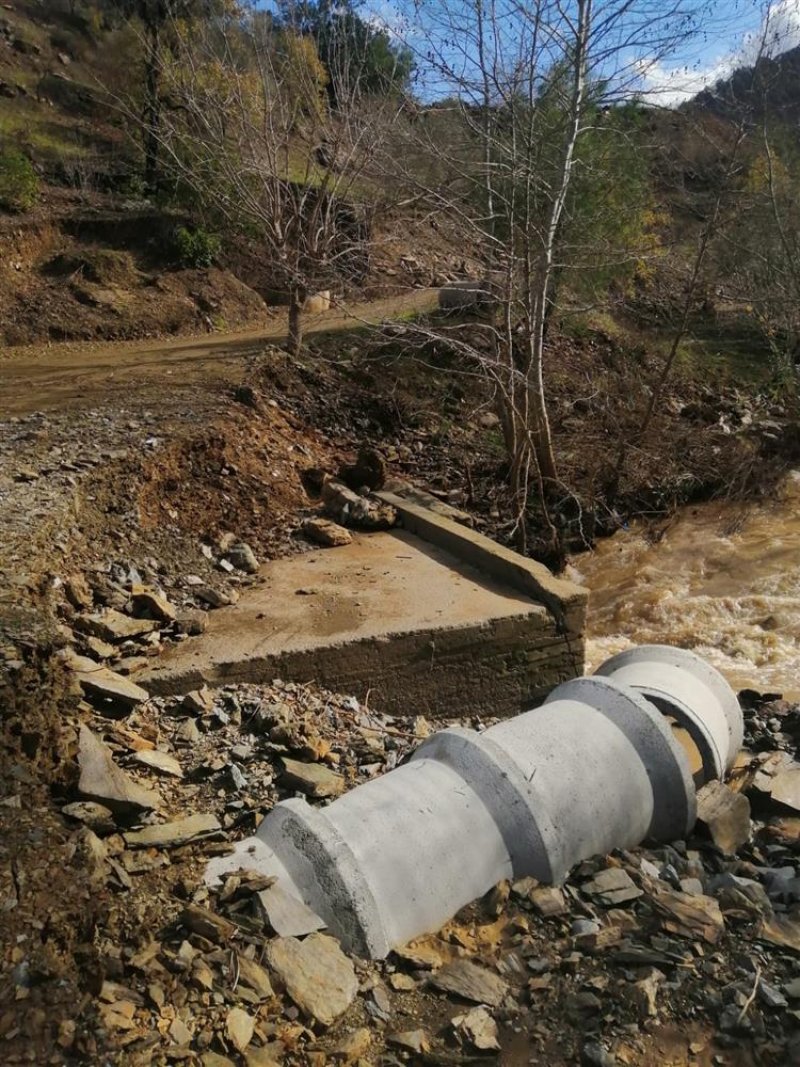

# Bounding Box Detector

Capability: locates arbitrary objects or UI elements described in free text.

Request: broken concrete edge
[381,479,474,528]
[376,490,587,634]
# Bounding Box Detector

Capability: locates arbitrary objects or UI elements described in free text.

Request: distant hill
[693,44,800,125]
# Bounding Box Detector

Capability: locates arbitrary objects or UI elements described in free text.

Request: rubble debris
[696,780,751,852]
[123,813,222,849]
[77,725,159,812]
[430,959,509,1007]
[279,756,345,798]
[301,517,353,547]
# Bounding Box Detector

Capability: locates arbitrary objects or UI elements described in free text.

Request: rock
[226,1007,255,1053]
[266,933,358,1026]
[582,867,642,906]
[133,749,183,778]
[769,768,800,812]
[301,517,353,547]
[581,1041,616,1066]
[124,813,221,849]
[256,882,327,937]
[387,1030,430,1055]
[756,913,800,952]
[389,973,416,991]
[785,977,800,999]
[430,959,508,1007]
[630,968,663,1018]
[65,573,93,611]
[61,801,116,834]
[759,979,788,1009]
[195,585,238,608]
[338,448,386,493]
[696,781,751,853]
[67,653,149,709]
[332,1028,371,1062]
[129,589,176,623]
[202,1054,236,1067]
[83,609,157,643]
[175,610,209,636]
[280,757,345,798]
[227,542,259,573]
[651,888,725,944]
[181,903,237,943]
[530,886,568,917]
[184,687,215,715]
[244,1047,284,1067]
[175,718,201,744]
[453,1005,500,1050]
[77,726,158,813]
[235,955,274,1000]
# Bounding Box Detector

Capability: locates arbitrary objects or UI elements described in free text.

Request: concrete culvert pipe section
[206,645,742,959]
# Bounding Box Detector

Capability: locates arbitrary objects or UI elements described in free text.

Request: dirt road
[0,290,437,416]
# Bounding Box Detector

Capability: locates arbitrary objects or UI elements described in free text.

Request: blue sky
[363,0,800,105]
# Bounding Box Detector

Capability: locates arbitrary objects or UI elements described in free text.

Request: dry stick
[736,963,762,1027]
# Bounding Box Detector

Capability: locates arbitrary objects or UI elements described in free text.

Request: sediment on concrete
[142,515,587,718]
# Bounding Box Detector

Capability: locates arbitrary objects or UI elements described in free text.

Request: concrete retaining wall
[207,645,741,959]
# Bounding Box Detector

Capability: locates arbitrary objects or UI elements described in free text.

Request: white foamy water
[569,472,800,696]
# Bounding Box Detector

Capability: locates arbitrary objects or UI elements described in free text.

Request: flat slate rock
[78,725,159,813]
[280,757,345,798]
[84,608,158,643]
[256,882,327,937]
[69,654,149,708]
[652,887,725,944]
[430,959,509,1007]
[582,867,642,906]
[132,749,183,778]
[697,780,751,853]
[123,813,221,849]
[266,932,358,1025]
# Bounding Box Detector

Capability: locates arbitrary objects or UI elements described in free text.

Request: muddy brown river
[569,472,800,697]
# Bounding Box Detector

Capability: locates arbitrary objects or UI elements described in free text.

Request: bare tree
[145,0,401,354]
[390,0,708,553]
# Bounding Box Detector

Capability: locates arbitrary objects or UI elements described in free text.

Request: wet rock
[280,756,345,798]
[301,517,353,547]
[430,959,508,1007]
[123,813,221,849]
[227,542,259,574]
[77,725,159,813]
[453,1005,500,1051]
[582,867,642,906]
[697,781,751,853]
[256,882,327,937]
[266,933,358,1026]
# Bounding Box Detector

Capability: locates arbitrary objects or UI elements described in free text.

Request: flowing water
[568,471,800,696]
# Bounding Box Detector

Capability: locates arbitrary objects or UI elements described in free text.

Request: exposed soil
[2,298,800,1065]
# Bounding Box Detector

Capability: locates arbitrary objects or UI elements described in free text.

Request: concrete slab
[141,528,585,717]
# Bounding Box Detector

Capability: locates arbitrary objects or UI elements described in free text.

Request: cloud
[636,0,800,107]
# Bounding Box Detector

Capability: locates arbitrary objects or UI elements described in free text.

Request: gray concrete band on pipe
[206,644,742,959]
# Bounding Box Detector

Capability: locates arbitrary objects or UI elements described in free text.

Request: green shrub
[173,226,221,268]
[0,149,39,212]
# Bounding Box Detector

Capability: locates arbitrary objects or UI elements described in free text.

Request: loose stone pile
[4,654,800,1064]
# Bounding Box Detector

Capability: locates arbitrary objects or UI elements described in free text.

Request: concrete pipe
[206,645,741,959]
[594,645,743,781]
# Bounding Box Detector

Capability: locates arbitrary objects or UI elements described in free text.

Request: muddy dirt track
[0,291,437,416]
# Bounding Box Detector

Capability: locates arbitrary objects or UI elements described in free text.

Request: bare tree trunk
[288,287,306,358]
[143,20,161,193]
